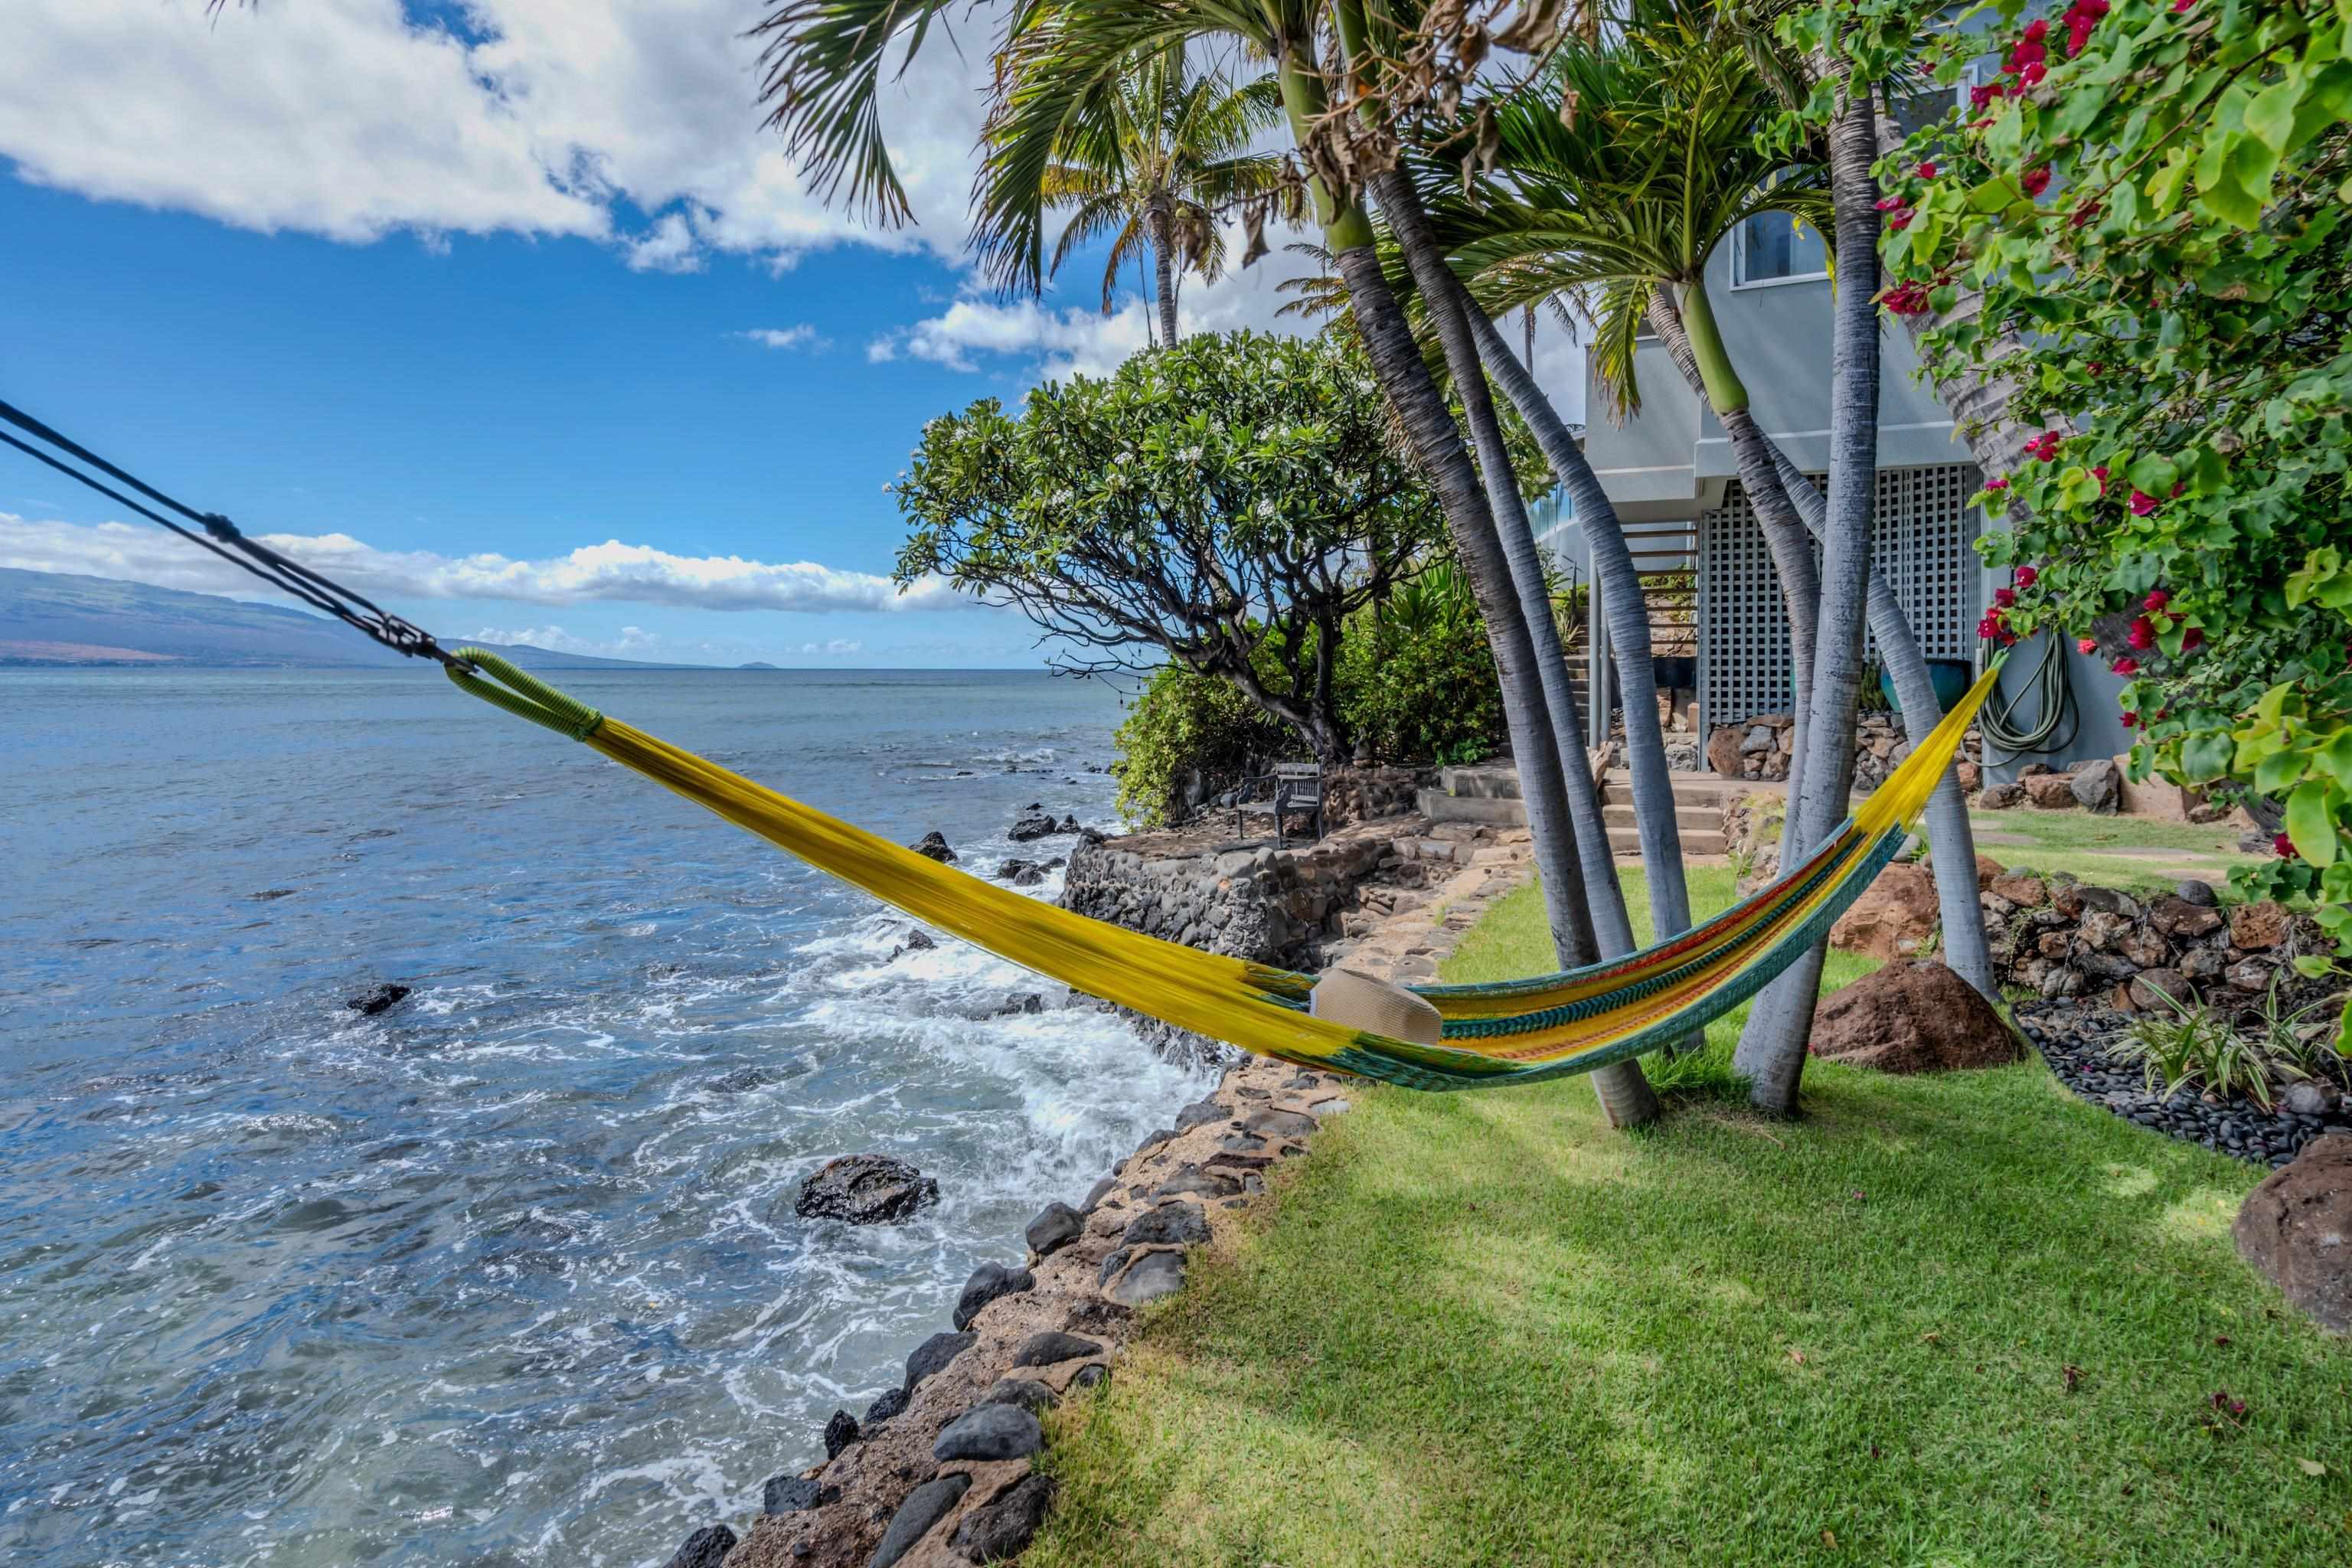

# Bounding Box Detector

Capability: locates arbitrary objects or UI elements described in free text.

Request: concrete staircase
[1419,765,1736,856]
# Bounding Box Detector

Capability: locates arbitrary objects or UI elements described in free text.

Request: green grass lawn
[1964,808,2250,899]
[1026,867,2351,1567]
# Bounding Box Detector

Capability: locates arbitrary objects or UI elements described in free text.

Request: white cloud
[0,0,989,270]
[798,638,864,655]
[624,211,705,273]
[871,297,1151,378]
[735,325,826,351]
[867,222,1333,381]
[2,515,972,614]
[469,622,662,655]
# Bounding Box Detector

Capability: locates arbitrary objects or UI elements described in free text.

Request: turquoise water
[0,668,1202,1567]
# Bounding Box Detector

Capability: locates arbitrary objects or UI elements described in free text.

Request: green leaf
[2125,452,2179,494]
[2255,746,2308,797]
[2244,74,2307,156]
[2148,154,2192,215]
[2323,729,2352,790]
[2293,956,2334,978]
[2181,730,2236,782]
[2285,779,2341,867]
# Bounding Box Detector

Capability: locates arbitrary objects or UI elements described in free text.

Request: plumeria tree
[1864,0,2352,1048]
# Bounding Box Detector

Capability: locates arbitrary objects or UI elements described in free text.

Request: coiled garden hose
[1977,629,2079,761]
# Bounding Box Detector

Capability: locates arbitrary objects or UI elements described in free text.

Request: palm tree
[1443,25,1832,802]
[1731,60,1888,1111]
[753,0,1661,1125]
[1641,287,1996,1005]
[967,0,1662,1125]
[1274,222,1700,972]
[1027,46,1285,348]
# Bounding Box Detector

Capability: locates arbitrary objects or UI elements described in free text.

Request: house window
[1730,211,1828,288]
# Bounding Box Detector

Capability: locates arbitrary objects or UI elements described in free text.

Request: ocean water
[0,668,1203,1568]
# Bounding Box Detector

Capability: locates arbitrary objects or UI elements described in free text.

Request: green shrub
[1112,664,1293,828]
[1338,563,1506,766]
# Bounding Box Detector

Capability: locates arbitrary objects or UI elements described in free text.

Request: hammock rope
[450,648,2002,1092]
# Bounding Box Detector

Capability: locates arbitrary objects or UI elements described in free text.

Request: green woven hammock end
[445,647,605,740]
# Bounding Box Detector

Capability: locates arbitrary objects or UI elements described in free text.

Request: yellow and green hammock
[449,648,1998,1092]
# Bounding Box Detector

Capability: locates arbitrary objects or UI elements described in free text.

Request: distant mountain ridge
[0,568,729,671]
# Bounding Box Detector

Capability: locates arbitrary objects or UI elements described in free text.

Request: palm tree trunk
[1272,90,1651,1126]
[1147,197,1181,348]
[1733,84,1886,1113]
[1756,443,1996,998]
[1650,292,1994,999]
[1405,252,1635,959]
[1466,307,1697,959]
[1651,283,1820,804]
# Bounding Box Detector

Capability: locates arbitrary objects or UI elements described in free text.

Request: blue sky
[0,0,1583,668]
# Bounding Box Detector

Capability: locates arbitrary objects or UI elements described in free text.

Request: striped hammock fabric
[448,650,2001,1092]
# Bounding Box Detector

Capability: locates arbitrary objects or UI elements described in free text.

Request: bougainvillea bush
[1859,0,2352,1042]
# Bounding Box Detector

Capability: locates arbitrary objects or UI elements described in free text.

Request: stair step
[1600,804,1724,834]
[1436,765,1524,799]
[1609,829,1730,856]
[1418,787,1526,826]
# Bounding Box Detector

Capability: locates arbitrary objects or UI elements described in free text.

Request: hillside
[0,569,720,670]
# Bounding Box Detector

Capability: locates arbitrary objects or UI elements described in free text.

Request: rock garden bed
[2019,998,2352,1168]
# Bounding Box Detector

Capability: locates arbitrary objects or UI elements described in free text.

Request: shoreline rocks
[644,818,1530,1568]
[792,1155,941,1226]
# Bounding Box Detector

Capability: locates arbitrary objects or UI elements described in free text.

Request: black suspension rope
[0,397,469,671]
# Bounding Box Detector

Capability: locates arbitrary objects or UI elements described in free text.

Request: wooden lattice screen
[1697,462,1981,746]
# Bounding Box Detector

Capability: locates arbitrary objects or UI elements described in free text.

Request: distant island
[0,567,734,671]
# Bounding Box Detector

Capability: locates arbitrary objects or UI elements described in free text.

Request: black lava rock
[1172,1097,1230,1132]
[903,1330,978,1390]
[1105,1248,1187,1307]
[980,1377,1058,1413]
[952,1262,1035,1331]
[658,1524,737,1568]
[1011,1331,1101,1368]
[951,1472,1057,1563]
[1008,813,1060,841]
[1024,1200,1084,1258]
[2020,998,2352,1168]
[763,1475,838,1514]
[1120,1202,1210,1250]
[869,1474,969,1568]
[990,993,1044,1018]
[823,1408,859,1459]
[932,1402,1044,1462]
[1154,1162,1242,1200]
[792,1155,940,1225]
[909,831,957,863]
[347,983,411,1017]
[1081,1176,1118,1210]
[1069,1362,1110,1391]
[863,1385,910,1424]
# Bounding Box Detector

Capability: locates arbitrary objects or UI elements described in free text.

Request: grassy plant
[2246,972,2348,1083]
[2106,991,2297,1110]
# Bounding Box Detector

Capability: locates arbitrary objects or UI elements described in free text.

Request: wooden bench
[1233,760,1325,846]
